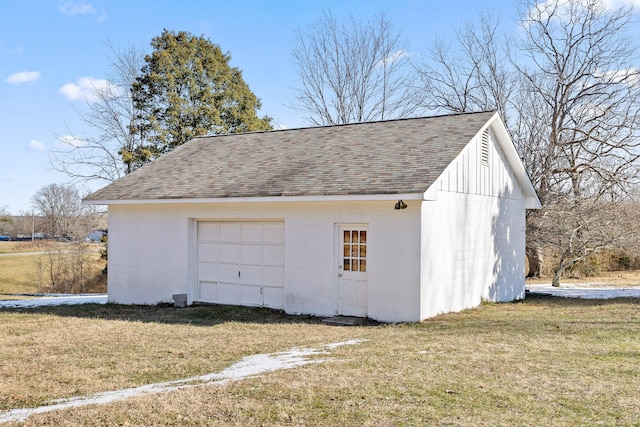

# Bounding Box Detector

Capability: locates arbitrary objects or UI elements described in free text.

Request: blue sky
[1,0,638,214]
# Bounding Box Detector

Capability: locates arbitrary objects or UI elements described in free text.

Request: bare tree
[291,11,418,125]
[31,183,100,239]
[418,13,515,124]
[0,206,12,235]
[516,0,640,205]
[50,43,146,183]
[518,0,640,284]
[418,0,640,285]
[534,195,640,286]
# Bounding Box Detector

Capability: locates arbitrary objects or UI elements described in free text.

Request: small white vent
[480,129,490,166]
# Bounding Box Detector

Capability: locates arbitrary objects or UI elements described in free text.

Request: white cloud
[377,49,412,68]
[28,140,46,151]
[56,135,87,148]
[59,77,113,102]
[602,0,640,8]
[597,68,640,86]
[5,71,40,84]
[530,0,640,18]
[58,1,107,22]
[59,1,96,16]
[9,46,24,55]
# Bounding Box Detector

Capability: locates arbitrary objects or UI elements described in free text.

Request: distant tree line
[0,184,105,241]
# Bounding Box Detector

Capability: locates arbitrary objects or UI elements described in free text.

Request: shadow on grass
[523,293,640,306]
[0,302,383,327]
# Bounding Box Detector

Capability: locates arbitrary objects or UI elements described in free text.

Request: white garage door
[197,221,285,309]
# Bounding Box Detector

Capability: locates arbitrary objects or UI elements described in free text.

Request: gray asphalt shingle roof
[84,111,496,202]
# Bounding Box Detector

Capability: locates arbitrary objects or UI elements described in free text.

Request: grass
[1,297,639,426]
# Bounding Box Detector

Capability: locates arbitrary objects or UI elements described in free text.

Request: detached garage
[85,111,540,322]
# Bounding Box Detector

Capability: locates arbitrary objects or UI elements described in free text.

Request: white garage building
[84,111,540,322]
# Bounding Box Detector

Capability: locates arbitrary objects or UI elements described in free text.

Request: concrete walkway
[0,294,107,308]
[526,284,640,299]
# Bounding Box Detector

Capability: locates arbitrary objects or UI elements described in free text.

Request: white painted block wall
[419,126,527,319]
[107,200,422,322]
[419,193,526,319]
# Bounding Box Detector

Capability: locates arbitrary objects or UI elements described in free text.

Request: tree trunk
[526,246,542,278]
[552,267,563,287]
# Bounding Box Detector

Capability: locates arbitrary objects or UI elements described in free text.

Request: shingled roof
[85,111,498,203]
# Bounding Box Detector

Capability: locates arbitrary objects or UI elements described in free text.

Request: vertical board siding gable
[434,128,524,200]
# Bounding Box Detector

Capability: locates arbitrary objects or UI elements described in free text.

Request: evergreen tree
[127,29,271,168]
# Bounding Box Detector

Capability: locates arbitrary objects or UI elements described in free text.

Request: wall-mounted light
[394,200,407,210]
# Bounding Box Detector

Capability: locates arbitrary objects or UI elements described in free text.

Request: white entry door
[337,225,368,317]
[197,221,285,309]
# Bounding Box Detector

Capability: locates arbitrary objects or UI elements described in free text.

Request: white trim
[83,193,425,206]
[485,112,541,209]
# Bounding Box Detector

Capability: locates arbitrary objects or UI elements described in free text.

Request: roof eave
[83,192,426,206]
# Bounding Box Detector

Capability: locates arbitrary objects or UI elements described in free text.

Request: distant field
[0,297,638,426]
[0,240,60,255]
[0,252,44,295]
[0,242,105,296]
[527,269,640,287]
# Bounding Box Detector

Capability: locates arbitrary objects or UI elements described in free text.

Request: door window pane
[342,228,367,274]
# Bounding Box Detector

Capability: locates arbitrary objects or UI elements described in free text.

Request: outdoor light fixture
[394,200,407,210]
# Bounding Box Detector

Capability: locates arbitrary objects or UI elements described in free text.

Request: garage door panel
[241,244,262,264]
[219,264,240,283]
[198,263,218,282]
[264,224,284,243]
[241,265,262,285]
[198,243,219,262]
[199,281,217,301]
[220,223,241,241]
[219,244,240,263]
[241,224,264,243]
[263,287,284,309]
[198,223,220,241]
[217,283,239,304]
[263,266,284,286]
[263,245,284,265]
[240,285,262,306]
